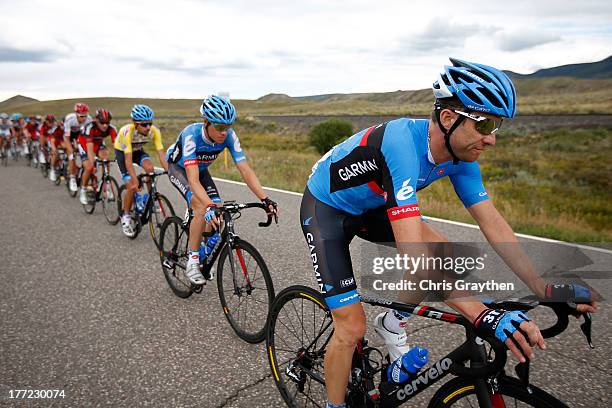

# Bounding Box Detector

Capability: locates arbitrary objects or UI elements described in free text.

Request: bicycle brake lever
[580,313,594,349]
[514,360,530,390]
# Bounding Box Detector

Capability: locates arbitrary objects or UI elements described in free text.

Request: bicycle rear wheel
[267,285,331,408]
[428,376,569,408]
[102,176,120,225]
[217,238,275,343]
[159,216,193,298]
[148,193,175,249]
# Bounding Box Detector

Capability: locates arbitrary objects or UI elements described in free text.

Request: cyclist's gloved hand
[204,203,220,228]
[545,283,592,303]
[261,197,278,215]
[474,309,530,343]
[473,308,544,362]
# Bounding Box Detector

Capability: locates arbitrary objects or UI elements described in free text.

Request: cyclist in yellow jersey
[114,104,168,237]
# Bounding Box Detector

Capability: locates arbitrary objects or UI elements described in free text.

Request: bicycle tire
[41,162,48,178]
[267,285,331,408]
[159,216,193,298]
[148,193,175,249]
[428,375,569,408]
[217,238,275,343]
[102,176,121,225]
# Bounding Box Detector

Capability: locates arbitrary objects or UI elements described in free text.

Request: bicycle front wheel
[429,376,569,408]
[102,176,121,225]
[267,285,331,408]
[159,216,193,298]
[217,238,275,343]
[148,193,175,249]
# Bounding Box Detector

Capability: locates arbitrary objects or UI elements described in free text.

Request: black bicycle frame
[92,160,114,201]
[136,172,166,223]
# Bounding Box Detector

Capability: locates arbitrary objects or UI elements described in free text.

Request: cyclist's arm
[156,149,168,172]
[468,200,597,313]
[235,161,267,200]
[86,141,96,163]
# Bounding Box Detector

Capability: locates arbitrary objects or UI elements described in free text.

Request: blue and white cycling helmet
[0,113,9,119]
[200,95,236,125]
[130,104,154,121]
[11,113,23,121]
[432,58,516,118]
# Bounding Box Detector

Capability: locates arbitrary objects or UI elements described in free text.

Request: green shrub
[309,119,353,154]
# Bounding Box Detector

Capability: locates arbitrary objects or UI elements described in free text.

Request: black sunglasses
[137,122,152,127]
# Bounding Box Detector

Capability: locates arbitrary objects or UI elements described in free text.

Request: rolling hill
[2,56,611,116]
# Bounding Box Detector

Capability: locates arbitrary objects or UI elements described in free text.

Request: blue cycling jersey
[166,123,246,170]
[307,118,489,220]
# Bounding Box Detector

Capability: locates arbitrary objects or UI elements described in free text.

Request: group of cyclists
[2,58,598,408]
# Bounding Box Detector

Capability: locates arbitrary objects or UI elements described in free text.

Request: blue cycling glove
[474,309,530,343]
[204,204,218,223]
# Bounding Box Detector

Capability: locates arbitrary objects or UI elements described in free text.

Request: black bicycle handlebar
[215,201,277,227]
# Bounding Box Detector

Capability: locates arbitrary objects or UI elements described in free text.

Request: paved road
[1,162,610,407]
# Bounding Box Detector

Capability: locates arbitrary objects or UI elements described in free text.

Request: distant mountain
[505,56,612,79]
[0,95,40,110]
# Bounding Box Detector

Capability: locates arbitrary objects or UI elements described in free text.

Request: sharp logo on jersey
[183,135,196,156]
[338,159,378,181]
[396,179,415,201]
[387,204,421,221]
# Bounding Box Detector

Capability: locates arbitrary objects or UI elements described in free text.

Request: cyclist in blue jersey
[302,58,598,408]
[167,95,278,285]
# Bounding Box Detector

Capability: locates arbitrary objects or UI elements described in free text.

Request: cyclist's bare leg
[189,196,206,252]
[63,138,77,175]
[326,301,367,405]
[141,159,155,191]
[123,177,138,214]
[50,143,58,168]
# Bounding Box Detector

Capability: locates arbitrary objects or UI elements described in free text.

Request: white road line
[152,167,611,255]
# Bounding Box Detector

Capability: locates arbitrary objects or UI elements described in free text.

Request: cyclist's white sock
[187,251,199,267]
[383,310,412,333]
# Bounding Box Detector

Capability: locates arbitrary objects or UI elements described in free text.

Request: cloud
[398,18,496,53]
[124,57,255,75]
[493,30,561,52]
[0,46,59,63]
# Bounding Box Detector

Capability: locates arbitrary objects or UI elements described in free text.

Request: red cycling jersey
[77,122,118,154]
[25,122,40,140]
[41,123,65,147]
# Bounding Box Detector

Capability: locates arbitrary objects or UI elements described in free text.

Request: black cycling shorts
[300,186,395,310]
[115,149,152,183]
[168,163,221,205]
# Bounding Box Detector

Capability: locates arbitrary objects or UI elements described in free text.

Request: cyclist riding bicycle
[41,114,65,181]
[25,115,42,164]
[63,103,92,193]
[0,113,14,157]
[114,104,168,237]
[301,58,598,408]
[78,108,117,205]
[10,113,27,154]
[166,95,278,285]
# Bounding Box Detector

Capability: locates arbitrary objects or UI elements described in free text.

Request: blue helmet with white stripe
[130,104,154,121]
[200,95,236,124]
[432,58,517,118]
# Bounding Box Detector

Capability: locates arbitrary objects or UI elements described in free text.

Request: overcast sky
[0,0,610,101]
